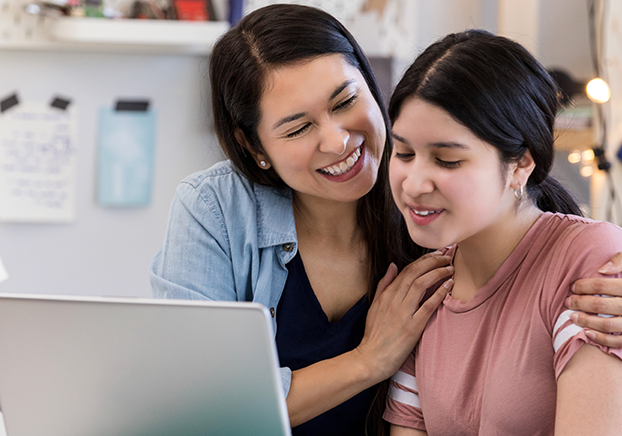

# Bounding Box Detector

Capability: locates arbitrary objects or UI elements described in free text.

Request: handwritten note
[0,102,77,223]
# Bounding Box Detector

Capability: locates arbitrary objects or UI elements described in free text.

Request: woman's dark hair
[389,29,583,216]
[210,5,425,434]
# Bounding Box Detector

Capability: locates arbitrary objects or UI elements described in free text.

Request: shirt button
[270,307,275,318]
[282,243,294,252]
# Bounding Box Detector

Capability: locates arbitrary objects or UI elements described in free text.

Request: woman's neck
[292,192,362,250]
[451,205,543,303]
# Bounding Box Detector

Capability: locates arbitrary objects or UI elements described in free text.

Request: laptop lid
[0,294,291,436]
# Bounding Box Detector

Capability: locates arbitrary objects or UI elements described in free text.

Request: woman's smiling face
[390,98,517,249]
[253,54,386,205]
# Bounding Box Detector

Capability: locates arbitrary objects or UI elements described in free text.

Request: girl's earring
[514,183,523,201]
[260,161,267,168]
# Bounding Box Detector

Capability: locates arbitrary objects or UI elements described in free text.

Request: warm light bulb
[580,165,594,177]
[586,78,611,103]
[582,149,595,162]
[568,150,581,164]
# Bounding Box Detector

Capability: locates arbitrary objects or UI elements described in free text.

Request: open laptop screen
[0,294,291,436]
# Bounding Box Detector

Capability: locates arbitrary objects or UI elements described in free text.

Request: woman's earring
[514,183,523,201]
[260,161,267,167]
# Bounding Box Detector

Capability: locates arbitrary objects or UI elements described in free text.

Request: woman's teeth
[319,148,362,176]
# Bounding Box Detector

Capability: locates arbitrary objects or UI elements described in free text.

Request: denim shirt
[149,160,298,395]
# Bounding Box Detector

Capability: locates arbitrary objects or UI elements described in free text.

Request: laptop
[0,294,291,436]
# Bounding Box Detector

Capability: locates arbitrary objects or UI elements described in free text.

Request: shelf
[0,18,229,55]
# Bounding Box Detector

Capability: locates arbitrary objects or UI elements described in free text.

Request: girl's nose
[403,165,435,197]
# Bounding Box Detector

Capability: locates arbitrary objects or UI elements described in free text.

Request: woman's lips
[317,146,365,182]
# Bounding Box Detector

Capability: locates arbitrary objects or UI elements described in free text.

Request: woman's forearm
[286,348,381,426]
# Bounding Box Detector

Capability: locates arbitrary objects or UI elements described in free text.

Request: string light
[580,165,594,178]
[586,78,611,103]
[581,149,595,162]
[568,150,582,164]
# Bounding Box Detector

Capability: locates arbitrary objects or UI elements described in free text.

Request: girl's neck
[451,205,543,303]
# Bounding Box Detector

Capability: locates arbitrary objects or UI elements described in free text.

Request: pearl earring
[260,161,267,167]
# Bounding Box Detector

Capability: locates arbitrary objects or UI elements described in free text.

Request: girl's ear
[511,149,536,190]
[234,128,271,170]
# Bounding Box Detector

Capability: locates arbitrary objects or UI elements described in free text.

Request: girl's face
[253,54,386,206]
[389,98,517,249]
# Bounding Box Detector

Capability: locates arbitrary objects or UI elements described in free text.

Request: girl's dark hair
[210,5,425,434]
[389,29,583,216]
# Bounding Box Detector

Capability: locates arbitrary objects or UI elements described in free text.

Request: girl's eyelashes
[394,151,415,160]
[436,159,462,169]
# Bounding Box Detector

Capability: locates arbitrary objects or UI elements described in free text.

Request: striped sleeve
[383,352,426,430]
[553,308,622,379]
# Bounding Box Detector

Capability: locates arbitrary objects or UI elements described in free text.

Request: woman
[385,29,622,435]
[150,4,622,434]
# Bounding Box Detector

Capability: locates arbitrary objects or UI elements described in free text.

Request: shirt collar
[254,184,297,250]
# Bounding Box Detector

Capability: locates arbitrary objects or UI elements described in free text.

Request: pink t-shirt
[384,213,622,435]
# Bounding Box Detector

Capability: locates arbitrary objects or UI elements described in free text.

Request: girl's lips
[408,207,444,226]
[317,146,365,183]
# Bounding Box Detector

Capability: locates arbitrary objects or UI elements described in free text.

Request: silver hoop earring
[260,161,267,168]
[514,183,523,201]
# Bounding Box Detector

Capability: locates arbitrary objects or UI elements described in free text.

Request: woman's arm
[567,253,622,348]
[555,345,622,435]
[286,253,453,426]
[390,424,428,435]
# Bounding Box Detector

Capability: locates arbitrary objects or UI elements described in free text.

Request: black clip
[115,100,150,112]
[0,93,19,113]
[50,96,71,110]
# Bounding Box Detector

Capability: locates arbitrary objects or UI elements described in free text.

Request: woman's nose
[319,122,348,155]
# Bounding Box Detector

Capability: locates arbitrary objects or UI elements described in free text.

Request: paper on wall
[0,102,78,223]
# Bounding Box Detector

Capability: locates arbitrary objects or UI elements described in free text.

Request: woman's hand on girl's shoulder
[567,252,622,348]
[356,252,454,382]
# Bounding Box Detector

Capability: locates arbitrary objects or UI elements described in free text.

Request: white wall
[0,0,598,297]
[0,49,223,297]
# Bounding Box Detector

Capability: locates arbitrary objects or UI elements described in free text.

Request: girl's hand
[356,252,454,382]
[567,252,622,348]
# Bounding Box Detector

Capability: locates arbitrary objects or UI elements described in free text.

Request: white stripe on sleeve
[391,370,418,391]
[389,384,421,408]
[553,310,583,352]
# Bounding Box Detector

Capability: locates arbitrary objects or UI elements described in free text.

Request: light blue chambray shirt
[149,160,298,395]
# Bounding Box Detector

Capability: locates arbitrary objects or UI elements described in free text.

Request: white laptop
[0,294,291,436]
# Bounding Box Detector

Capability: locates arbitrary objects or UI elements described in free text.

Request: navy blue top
[275,252,374,436]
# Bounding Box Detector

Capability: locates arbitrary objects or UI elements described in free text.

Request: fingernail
[598,261,613,274]
[570,312,579,323]
[446,265,454,273]
[565,297,572,308]
[585,330,596,341]
[570,282,576,293]
[443,278,454,289]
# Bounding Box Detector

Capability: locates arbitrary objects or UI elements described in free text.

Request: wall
[0,49,222,297]
[0,0,599,297]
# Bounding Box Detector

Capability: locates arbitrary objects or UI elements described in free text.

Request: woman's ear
[511,149,536,190]
[233,128,271,170]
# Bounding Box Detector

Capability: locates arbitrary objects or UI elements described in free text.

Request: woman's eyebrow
[272,112,306,130]
[329,80,355,101]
